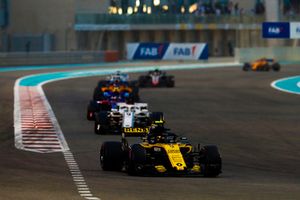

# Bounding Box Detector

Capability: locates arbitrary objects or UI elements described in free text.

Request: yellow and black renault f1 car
[100,126,222,177]
[243,58,280,71]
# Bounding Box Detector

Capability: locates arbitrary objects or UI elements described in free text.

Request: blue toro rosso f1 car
[87,72,139,121]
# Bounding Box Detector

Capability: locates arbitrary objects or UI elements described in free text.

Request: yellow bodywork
[155,165,167,173]
[141,143,192,171]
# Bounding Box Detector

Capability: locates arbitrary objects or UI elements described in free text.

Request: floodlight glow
[147,6,152,14]
[118,8,123,15]
[112,7,117,14]
[128,7,133,15]
[154,0,160,6]
[189,3,197,13]
[181,6,185,13]
[136,0,140,7]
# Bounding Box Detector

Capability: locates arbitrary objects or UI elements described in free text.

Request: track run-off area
[1,61,300,200]
[271,75,300,95]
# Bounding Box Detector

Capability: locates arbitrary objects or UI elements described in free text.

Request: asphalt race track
[1,64,300,200]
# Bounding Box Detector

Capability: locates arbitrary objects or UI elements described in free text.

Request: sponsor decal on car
[123,127,150,135]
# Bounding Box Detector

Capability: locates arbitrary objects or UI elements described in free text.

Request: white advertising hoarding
[290,22,300,39]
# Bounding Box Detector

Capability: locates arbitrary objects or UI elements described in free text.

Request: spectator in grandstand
[215,7,221,16]
[227,1,234,15]
[234,2,239,15]
[196,2,206,17]
[227,41,234,57]
[255,0,265,14]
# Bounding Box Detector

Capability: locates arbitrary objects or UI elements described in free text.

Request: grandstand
[0,0,298,57]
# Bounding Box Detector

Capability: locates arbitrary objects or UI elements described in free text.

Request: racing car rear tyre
[94,111,109,135]
[97,80,107,88]
[87,101,98,121]
[87,110,94,121]
[100,141,124,171]
[200,145,222,177]
[93,86,104,101]
[127,144,147,176]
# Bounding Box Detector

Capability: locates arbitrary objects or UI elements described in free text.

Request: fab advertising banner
[126,43,208,60]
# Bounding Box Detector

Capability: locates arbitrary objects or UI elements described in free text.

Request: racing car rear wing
[122,127,149,137]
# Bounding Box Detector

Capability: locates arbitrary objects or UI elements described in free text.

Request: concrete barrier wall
[235,47,300,63]
[0,51,107,66]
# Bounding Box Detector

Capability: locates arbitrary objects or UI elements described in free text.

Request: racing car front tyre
[272,63,280,71]
[200,145,222,177]
[166,76,175,87]
[94,123,103,135]
[242,63,251,71]
[127,144,147,176]
[100,141,124,171]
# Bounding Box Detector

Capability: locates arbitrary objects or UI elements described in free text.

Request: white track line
[14,80,100,199]
[271,76,300,95]
[63,150,100,200]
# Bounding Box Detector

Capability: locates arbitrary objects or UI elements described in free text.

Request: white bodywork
[150,74,162,85]
[107,72,129,82]
[110,103,149,128]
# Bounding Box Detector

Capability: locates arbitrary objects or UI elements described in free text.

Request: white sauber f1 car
[94,102,164,135]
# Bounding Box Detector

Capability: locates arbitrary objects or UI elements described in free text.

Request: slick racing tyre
[93,86,104,101]
[199,145,222,177]
[127,144,147,176]
[97,80,108,88]
[272,63,280,71]
[166,76,175,87]
[87,101,98,121]
[242,63,251,71]
[94,111,109,135]
[100,141,124,171]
